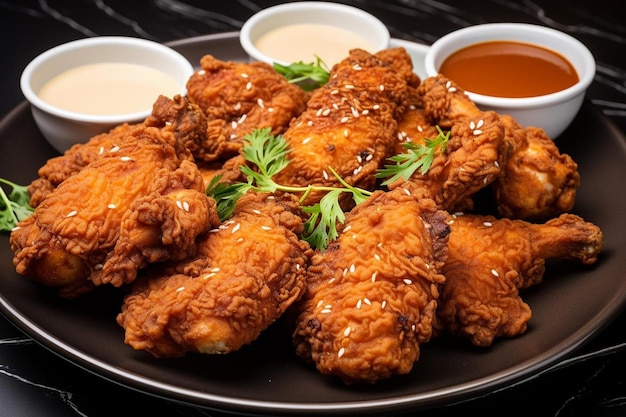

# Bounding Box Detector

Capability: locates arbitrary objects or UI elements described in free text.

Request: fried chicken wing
[493,115,580,219]
[10,97,219,298]
[390,110,506,213]
[436,212,603,347]
[418,75,580,219]
[117,192,312,357]
[293,188,450,384]
[185,54,310,162]
[272,48,417,205]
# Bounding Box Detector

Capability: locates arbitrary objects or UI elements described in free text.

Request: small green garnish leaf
[273,56,330,91]
[375,126,450,186]
[0,178,34,232]
[206,128,372,250]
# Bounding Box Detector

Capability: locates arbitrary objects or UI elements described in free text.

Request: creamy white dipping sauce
[255,23,374,66]
[38,62,181,115]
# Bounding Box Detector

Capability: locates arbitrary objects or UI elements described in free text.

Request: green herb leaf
[273,56,330,91]
[375,126,450,186]
[0,178,34,233]
[206,128,372,250]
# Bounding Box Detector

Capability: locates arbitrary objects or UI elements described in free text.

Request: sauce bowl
[240,2,390,67]
[20,36,194,153]
[424,23,596,139]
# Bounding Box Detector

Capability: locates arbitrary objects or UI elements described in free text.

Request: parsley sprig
[206,128,371,250]
[0,178,34,232]
[273,57,330,91]
[375,126,450,186]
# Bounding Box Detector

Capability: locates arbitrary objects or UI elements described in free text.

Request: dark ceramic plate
[1,33,625,416]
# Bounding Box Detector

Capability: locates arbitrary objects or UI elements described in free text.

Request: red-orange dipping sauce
[438,40,579,98]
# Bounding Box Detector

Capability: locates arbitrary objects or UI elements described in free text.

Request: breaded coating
[185,54,310,161]
[10,98,219,298]
[436,213,603,347]
[28,123,141,207]
[117,192,312,357]
[390,110,506,213]
[293,188,450,384]
[272,48,416,205]
[493,115,580,219]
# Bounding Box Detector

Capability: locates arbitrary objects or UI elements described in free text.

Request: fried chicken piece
[389,110,506,213]
[418,75,580,219]
[27,95,209,207]
[10,98,219,298]
[493,115,580,219]
[272,48,417,205]
[117,192,312,357]
[185,54,310,162]
[293,188,450,384]
[28,123,141,207]
[436,213,603,347]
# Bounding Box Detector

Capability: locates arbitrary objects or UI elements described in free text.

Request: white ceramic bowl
[424,23,596,139]
[20,36,194,153]
[240,2,390,67]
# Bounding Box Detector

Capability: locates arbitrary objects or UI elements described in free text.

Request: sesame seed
[234,102,242,110]
[446,81,452,88]
[202,272,216,280]
[329,277,336,284]
[241,73,248,78]
[238,114,247,124]
[322,170,329,180]
[322,108,331,116]
[176,286,185,292]
[491,269,499,277]
[257,98,264,108]
[110,145,120,153]
[477,119,484,128]
[316,300,324,308]
[232,223,241,233]
[403,278,413,285]
[371,272,377,282]
[379,85,385,91]
[296,263,301,271]
[331,89,339,95]
[211,267,221,273]
[352,64,362,70]
[252,209,261,215]
[99,146,104,155]
[107,204,116,209]
[183,201,190,212]
[307,120,313,126]
[363,298,372,305]
[381,300,387,309]
[344,129,349,138]
[65,210,77,218]
[94,263,103,270]
[230,133,237,139]
[261,225,272,231]
[403,188,411,196]
[338,347,345,358]
[246,81,252,90]
[175,200,183,210]
[473,129,483,135]
[356,299,362,309]
[343,326,352,337]
[316,108,323,117]
[448,87,457,92]
[417,125,424,132]
[343,224,352,232]
[345,84,355,89]
[343,268,348,277]
[302,137,311,144]
[321,309,332,314]
[373,104,380,110]
[268,107,274,112]
[351,107,359,117]
[198,69,206,75]
[483,221,493,227]
[374,253,381,261]
[494,161,500,168]
[349,264,355,273]
[340,116,349,123]
[353,166,362,176]
[120,156,132,161]
[231,121,238,129]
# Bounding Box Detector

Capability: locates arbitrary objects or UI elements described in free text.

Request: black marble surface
[1,1,625,416]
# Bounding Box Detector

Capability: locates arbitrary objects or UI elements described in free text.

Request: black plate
[1,33,626,416]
